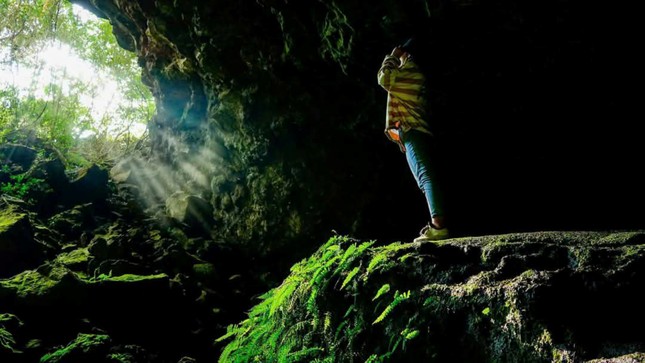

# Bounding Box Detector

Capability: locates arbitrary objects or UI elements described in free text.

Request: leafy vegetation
[40,333,110,362]
[218,234,610,362]
[0,314,21,354]
[0,0,154,166]
[0,165,47,201]
[217,236,427,363]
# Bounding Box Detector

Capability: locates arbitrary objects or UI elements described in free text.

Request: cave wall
[73,0,643,253]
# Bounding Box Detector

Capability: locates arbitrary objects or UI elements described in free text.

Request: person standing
[377,38,449,241]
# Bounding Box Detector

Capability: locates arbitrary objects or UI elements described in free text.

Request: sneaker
[413,224,449,242]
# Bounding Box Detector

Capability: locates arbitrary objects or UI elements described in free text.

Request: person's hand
[391,46,404,58]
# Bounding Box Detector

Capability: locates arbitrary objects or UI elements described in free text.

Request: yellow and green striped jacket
[377,55,431,152]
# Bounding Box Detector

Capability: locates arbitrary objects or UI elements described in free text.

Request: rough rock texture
[72,0,644,255]
[2,143,644,362]
[219,232,645,362]
[0,207,44,278]
[3,0,644,361]
[0,144,37,171]
[0,139,281,362]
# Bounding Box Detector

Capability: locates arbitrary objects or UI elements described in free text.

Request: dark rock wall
[72,0,643,251]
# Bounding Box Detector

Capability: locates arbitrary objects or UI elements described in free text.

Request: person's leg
[403,130,446,229]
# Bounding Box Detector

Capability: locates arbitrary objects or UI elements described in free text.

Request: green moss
[595,232,645,246]
[621,244,645,258]
[193,263,215,277]
[0,206,25,234]
[0,269,61,298]
[103,273,167,283]
[55,248,90,268]
[40,333,110,362]
[107,352,135,363]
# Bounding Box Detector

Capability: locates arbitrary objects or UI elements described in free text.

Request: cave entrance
[0,0,153,165]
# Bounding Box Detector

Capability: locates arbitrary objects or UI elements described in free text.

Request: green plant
[216,236,427,363]
[0,171,46,201]
[1,0,153,166]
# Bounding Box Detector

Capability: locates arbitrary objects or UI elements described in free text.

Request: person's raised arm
[377,46,403,92]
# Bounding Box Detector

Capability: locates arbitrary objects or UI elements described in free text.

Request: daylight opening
[0,1,154,165]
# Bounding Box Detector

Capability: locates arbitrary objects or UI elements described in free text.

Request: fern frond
[286,347,324,362]
[341,266,360,290]
[367,253,388,275]
[270,280,299,316]
[372,290,411,325]
[372,284,391,301]
[333,243,357,275]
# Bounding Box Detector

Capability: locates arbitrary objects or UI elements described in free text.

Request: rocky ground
[1,139,276,362]
[2,140,644,363]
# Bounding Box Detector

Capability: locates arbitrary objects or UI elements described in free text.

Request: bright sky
[0,4,147,138]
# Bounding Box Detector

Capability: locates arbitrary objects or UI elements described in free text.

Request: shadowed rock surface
[1,0,643,362]
[70,0,643,254]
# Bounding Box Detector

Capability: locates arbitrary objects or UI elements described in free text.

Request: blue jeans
[403,129,444,218]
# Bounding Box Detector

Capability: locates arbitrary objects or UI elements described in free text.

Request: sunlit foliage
[217,236,424,363]
[0,0,154,166]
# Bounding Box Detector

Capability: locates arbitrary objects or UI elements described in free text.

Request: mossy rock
[0,207,42,278]
[0,264,85,306]
[55,249,90,271]
[0,144,37,171]
[586,352,645,362]
[218,232,645,362]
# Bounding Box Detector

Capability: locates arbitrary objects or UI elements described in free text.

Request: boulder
[88,235,126,262]
[0,144,37,171]
[0,207,43,278]
[39,158,69,192]
[218,231,645,362]
[91,259,150,277]
[54,248,90,271]
[47,204,98,243]
[65,165,109,206]
[166,191,213,233]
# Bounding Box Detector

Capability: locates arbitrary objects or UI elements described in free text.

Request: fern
[403,329,419,340]
[334,320,349,340]
[367,253,388,275]
[323,312,332,332]
[341,267,360,290]
[271,280,299,316]
[356,241,374,254]
[365,354,383,363]
[282,319,311,342]
[372,284,391,301]
[307,286,319,313]
[285,347,324,362]
[373,290,411,325]
[218,236,419,363]
[215,324,244,343]
[0,327,18,353]
[399,253,414,262]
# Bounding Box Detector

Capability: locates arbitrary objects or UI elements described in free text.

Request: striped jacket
[377,55,431,152]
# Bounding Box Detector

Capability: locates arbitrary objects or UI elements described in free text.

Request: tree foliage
[0,0,154,166]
